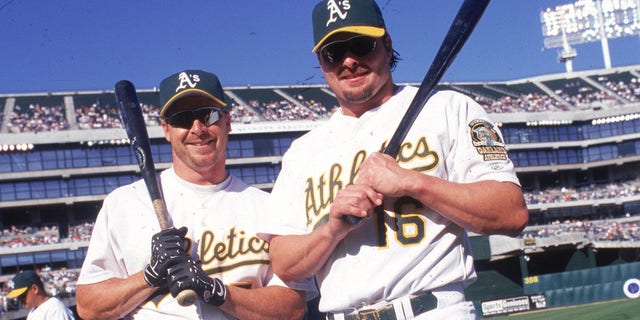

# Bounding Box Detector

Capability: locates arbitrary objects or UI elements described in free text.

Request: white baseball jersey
[261,87,520,313]
[78,168,316,320]
[27,297,75,320]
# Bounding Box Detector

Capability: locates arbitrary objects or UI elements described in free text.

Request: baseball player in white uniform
[260,1,529,319]
[76,69,316,320]
[6,270,75,320]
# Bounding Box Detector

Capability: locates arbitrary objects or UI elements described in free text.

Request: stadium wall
[523,261,640,308]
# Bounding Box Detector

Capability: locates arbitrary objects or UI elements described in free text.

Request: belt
[327,292,438,320]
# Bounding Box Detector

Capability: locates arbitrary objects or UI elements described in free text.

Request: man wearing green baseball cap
[261,0,528,319]
[6,270,75,319]
[76,69,317,320]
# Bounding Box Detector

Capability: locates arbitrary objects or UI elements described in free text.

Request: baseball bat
[343,0,491,225]
[115,80,197,306]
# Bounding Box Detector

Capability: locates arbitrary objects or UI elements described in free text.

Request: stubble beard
[342,85,375,105]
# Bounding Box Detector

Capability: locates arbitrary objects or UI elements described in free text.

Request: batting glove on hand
[144,226,188,287]
[167,256,227,306]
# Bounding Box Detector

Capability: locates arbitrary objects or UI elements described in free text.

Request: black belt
[327,292,438,320]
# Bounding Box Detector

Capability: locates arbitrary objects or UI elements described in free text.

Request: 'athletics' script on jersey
[305,136,439,230]
[199,227,270,273]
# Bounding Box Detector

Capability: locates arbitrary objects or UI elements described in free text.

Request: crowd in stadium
[5,104,69,133]
[0,222,93,249]
[475,92,566,113]
[75,102,162,129]
[5,97,335,133]
[246,99,328,121]
[521,218,640,242]
[601,78,640,102]
[3,71,640,133]
[229,103,258,123]
[0,222,90,314]
[557,80,620,109]
[1,176,638,250]
[524,178,640,205]
[0,177,635,249]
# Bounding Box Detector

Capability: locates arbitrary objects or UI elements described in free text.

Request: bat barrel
[115,80,138,107]
[115,80,163,202]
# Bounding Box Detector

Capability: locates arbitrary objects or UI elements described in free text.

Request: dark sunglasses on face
[320,35,378,64]
[164,106,224,129]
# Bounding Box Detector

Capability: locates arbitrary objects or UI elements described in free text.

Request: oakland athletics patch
[468,119,507,161]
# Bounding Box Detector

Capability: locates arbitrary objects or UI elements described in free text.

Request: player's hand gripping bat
[115,80,198,306]
[343,0,492,225]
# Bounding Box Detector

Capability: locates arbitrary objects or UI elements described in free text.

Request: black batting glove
[167,256,227,306]
[144,226,188,287]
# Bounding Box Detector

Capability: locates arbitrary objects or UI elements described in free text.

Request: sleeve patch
[469,119,507,161]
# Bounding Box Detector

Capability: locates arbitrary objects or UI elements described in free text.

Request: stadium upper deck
[1,65,640,144]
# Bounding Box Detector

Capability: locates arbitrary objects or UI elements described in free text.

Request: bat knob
[176,289,198,306]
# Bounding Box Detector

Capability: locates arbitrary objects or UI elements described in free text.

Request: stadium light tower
[541,0,640,71]
[558,25,578,72]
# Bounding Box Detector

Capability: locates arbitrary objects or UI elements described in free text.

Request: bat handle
[176,290,198,306]
[343,134,397,225]
[342,202,385,225]
[342,215,364,225]
[151,201,199,306]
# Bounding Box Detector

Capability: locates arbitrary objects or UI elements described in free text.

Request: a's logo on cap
[326,0,351,27]
[8,280,14,290]
[176,72,201,92]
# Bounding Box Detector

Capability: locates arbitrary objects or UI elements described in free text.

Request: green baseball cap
[312,0,386,52]
[6,270,43,299]
[159,69,229,116]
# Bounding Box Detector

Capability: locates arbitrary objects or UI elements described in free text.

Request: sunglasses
[319,35,378,64]
[164,106,224,129]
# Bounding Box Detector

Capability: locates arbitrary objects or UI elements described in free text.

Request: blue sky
[1,0,640,94]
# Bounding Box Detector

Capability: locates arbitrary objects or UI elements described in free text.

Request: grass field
[488,299,640,320]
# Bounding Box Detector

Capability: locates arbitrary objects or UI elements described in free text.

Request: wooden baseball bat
[343,0,492,224]
[115,80,197,306]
